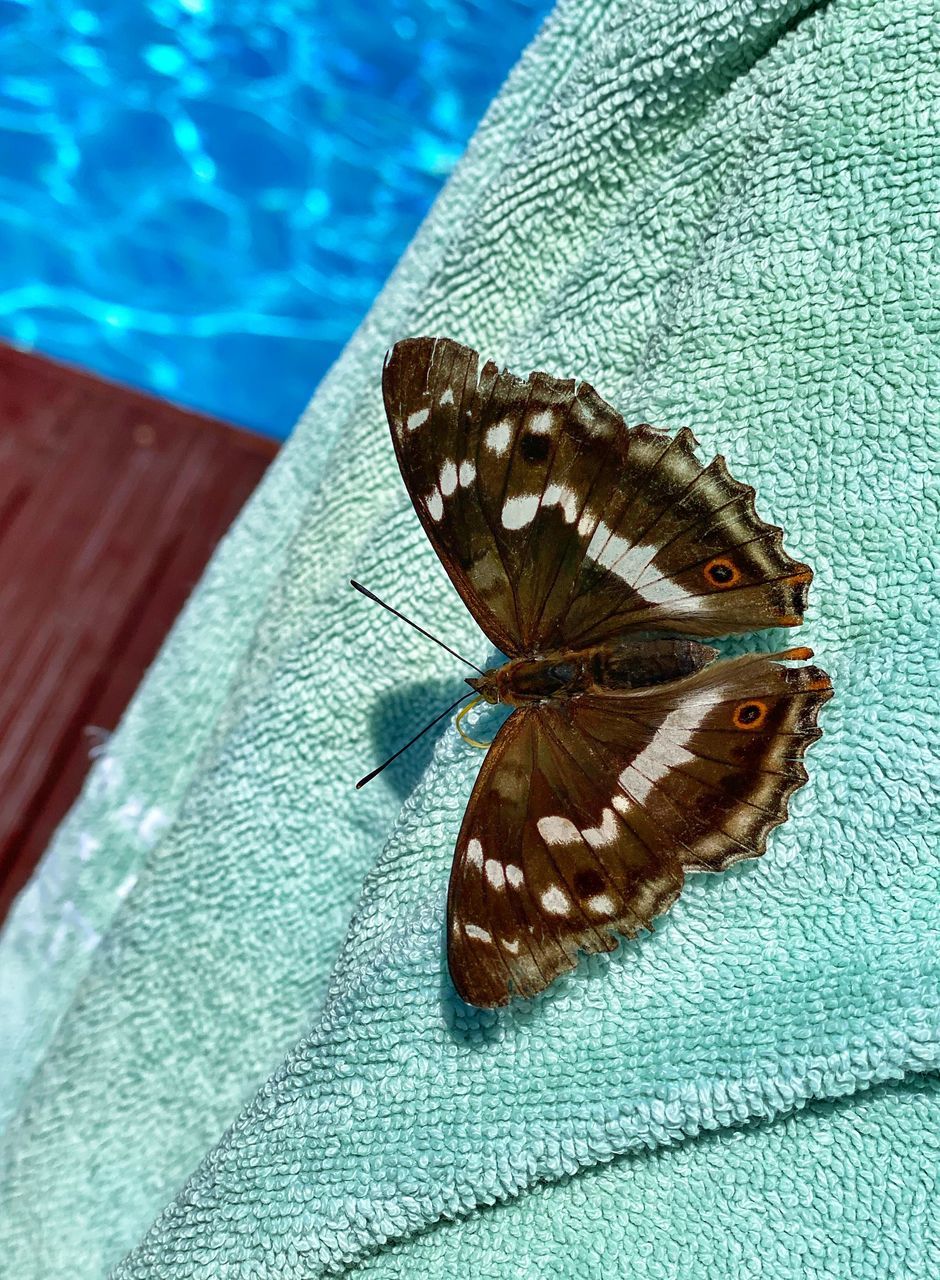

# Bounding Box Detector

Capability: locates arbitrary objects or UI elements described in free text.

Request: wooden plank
[0,343,278,922]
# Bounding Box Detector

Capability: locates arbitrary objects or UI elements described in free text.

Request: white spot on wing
[617,704,708,805]
[486,420,512,455]
[634,737,697,777]
[632,559,664,590]
[618,765,653,803]
[600,535,656,583]
[502,937,521,954]
[467,839,483,868]
[528,409,555,434]
[502,492,540,530]
[537,815,581,845]
[458,460,476,487]
[440,461,458,496]
[543,483,579,524]
[407,407,429,431]
[440,387,455,406]
[585,520,610,559]
[541,885,570,915]
[465,923,492,943]
[485,859,505,890]
[506,864,524,888]
[426,488,444,521]
[578,509,597,538]
[586,893,617,916]
[585,528,699,607]
[648,695,724,731]
[583,808,618,849]
[634,577,698,607]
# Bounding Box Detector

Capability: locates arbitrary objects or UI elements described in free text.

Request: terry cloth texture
[1,0,938,1275]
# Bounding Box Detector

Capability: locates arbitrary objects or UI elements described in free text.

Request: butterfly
[382,336,832,1008]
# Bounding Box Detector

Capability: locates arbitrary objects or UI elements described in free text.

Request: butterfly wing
[384,336,813,654]
[383,335,592,654]
[447,648,832,1007]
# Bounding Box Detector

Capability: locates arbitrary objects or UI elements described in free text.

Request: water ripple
[0,0,549,436]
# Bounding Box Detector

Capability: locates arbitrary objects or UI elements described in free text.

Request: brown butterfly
[381,336,832,1008]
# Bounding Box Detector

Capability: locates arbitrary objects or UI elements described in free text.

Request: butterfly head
[465,671,502,704]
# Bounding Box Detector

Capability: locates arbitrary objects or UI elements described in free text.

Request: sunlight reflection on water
[0,0,549,436]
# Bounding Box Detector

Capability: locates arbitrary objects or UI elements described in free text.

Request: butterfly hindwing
[448,649,831,1007]
[447,710,633,1009]
[384,337,813,655]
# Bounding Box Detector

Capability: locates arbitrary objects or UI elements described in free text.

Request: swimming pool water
[0,1,549,438]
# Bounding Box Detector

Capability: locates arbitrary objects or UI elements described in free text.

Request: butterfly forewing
[384,336,812,655]
[448,651,831,1007]
[383,338,518,652]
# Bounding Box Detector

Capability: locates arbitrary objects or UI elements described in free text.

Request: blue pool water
[0,1,549,438]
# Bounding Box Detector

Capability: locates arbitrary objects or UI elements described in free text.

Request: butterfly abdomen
[471,638,718,706]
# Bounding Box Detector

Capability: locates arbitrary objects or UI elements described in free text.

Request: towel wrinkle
[345,1073,940,1279]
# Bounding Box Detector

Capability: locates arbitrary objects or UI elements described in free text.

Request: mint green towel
[1,0,938,1275]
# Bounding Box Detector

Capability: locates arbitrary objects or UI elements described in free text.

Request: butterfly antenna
[349,580,485,675]
[356,692,470,789]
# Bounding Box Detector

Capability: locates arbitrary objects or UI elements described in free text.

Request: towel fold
[1,0,937,1275]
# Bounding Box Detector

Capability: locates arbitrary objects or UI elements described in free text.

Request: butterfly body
[468,638,719,706]
[382,336,833,1008]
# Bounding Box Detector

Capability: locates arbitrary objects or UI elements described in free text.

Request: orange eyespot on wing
[703,556,741,588]
[732,699,769,729]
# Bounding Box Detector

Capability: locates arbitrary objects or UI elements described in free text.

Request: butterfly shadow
[362,677,469,800]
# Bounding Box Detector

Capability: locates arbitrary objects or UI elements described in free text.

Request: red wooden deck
[0,343,278,922]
